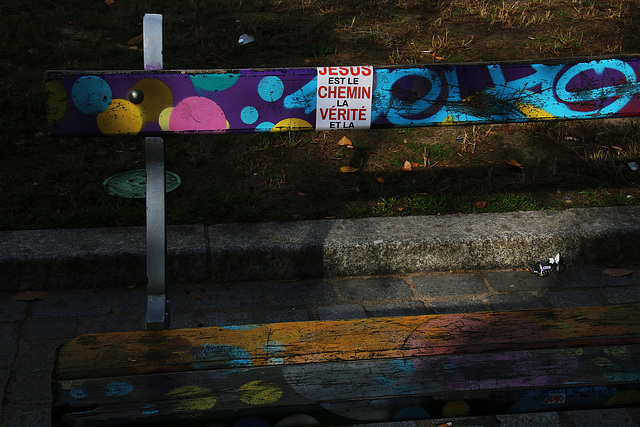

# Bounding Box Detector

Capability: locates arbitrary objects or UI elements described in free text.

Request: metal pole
[143,13,168,330]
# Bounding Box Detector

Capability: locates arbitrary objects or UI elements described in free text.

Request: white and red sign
[316,66,374,131]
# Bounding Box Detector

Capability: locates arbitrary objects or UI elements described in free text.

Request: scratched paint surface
[55,304,640,380]
[46,55,640,136]
[53,305,640,425]
[54,345,640,425]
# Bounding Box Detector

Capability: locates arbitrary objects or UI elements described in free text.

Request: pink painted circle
[169,96,227,132]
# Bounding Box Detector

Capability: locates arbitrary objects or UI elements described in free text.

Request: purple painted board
[45,55,640,136]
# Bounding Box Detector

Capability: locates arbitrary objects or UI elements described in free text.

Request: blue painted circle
[104,381,134,397]
[221,324,260,331]
[389,359,417,373]
[190,73,240,92]
[72,76,112,114]
[241,106,259,124]
[70,388,88,399]
[141,403,160,415]
[257,76,284,102]
[194,344,253,369]
[255,121,275,132]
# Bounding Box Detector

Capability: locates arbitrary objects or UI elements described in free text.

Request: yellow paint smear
[442,400,470,417]
[517,103,554,120]
[97,99,143,135]
[166,385,217,411]
[45,80,68,125]
[239,380,283,405]
[271,118,313,132]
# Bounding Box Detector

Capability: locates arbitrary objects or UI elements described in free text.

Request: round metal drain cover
[102,169,181,198]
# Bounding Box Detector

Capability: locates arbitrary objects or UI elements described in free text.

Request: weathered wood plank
[55,305,640,380]
[53,345,640,426]
[46,55,640,136]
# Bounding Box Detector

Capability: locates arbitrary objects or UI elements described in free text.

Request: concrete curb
[1,206,639,291]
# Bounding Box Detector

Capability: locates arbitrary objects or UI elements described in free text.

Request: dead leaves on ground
[338,136,358,172]
[12,291,50,301]
[402,160,420,173]
[127,34,143,45]
[336,135,419,175]
[340,166,359,173]
[338,136,353,148]
[505,159,524,170]
[603,268,634,277]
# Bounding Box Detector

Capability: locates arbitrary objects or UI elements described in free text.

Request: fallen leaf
[105,0,115,4]
[434,56,445,61]
[340,166,359,173]
[338,136,352,146]
[376,176,384,184]
[505,159,523,169]
[611,145,623,151]
[127,34,143,45]
[27,48,35,55]
[603,268,634,277]
[402,160,413,172]
[128,46,140,50]
[476,201,487,209]
[297,192,306,196]
[410,161,420,168]
[193,293,204,300]
[12,291,50,301]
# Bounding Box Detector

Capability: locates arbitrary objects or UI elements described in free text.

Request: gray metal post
[143,14,168,330]
[145,136,167,329]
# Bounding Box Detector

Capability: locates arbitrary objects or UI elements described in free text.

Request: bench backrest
[47,57,640,137]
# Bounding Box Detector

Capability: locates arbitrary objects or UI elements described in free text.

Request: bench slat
[46,55,640,136]
[55,304,640,381]
[53,344,640,426]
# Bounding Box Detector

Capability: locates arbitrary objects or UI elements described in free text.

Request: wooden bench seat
[53,304,640,426]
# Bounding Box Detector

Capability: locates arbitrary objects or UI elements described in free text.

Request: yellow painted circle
[608,390,640,406]
[45,80,68,125]
[166,386,218,411]
[131,78,173,123]
[592,357,613,367]
[442,400,470,417]
[270,118,313,132]
[238,380,283,405]
[604,346,630,359]
[558,348,583,357]
[60,380,85,390]
[158,107,173,131]
[97,99,144,135]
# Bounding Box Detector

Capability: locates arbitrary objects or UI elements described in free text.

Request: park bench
[48,13,640,426]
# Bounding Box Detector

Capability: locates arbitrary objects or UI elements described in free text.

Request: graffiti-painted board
[46,55,640,137]
[53,304,640,425]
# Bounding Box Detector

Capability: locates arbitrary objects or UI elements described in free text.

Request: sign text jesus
[315,66,374,131]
